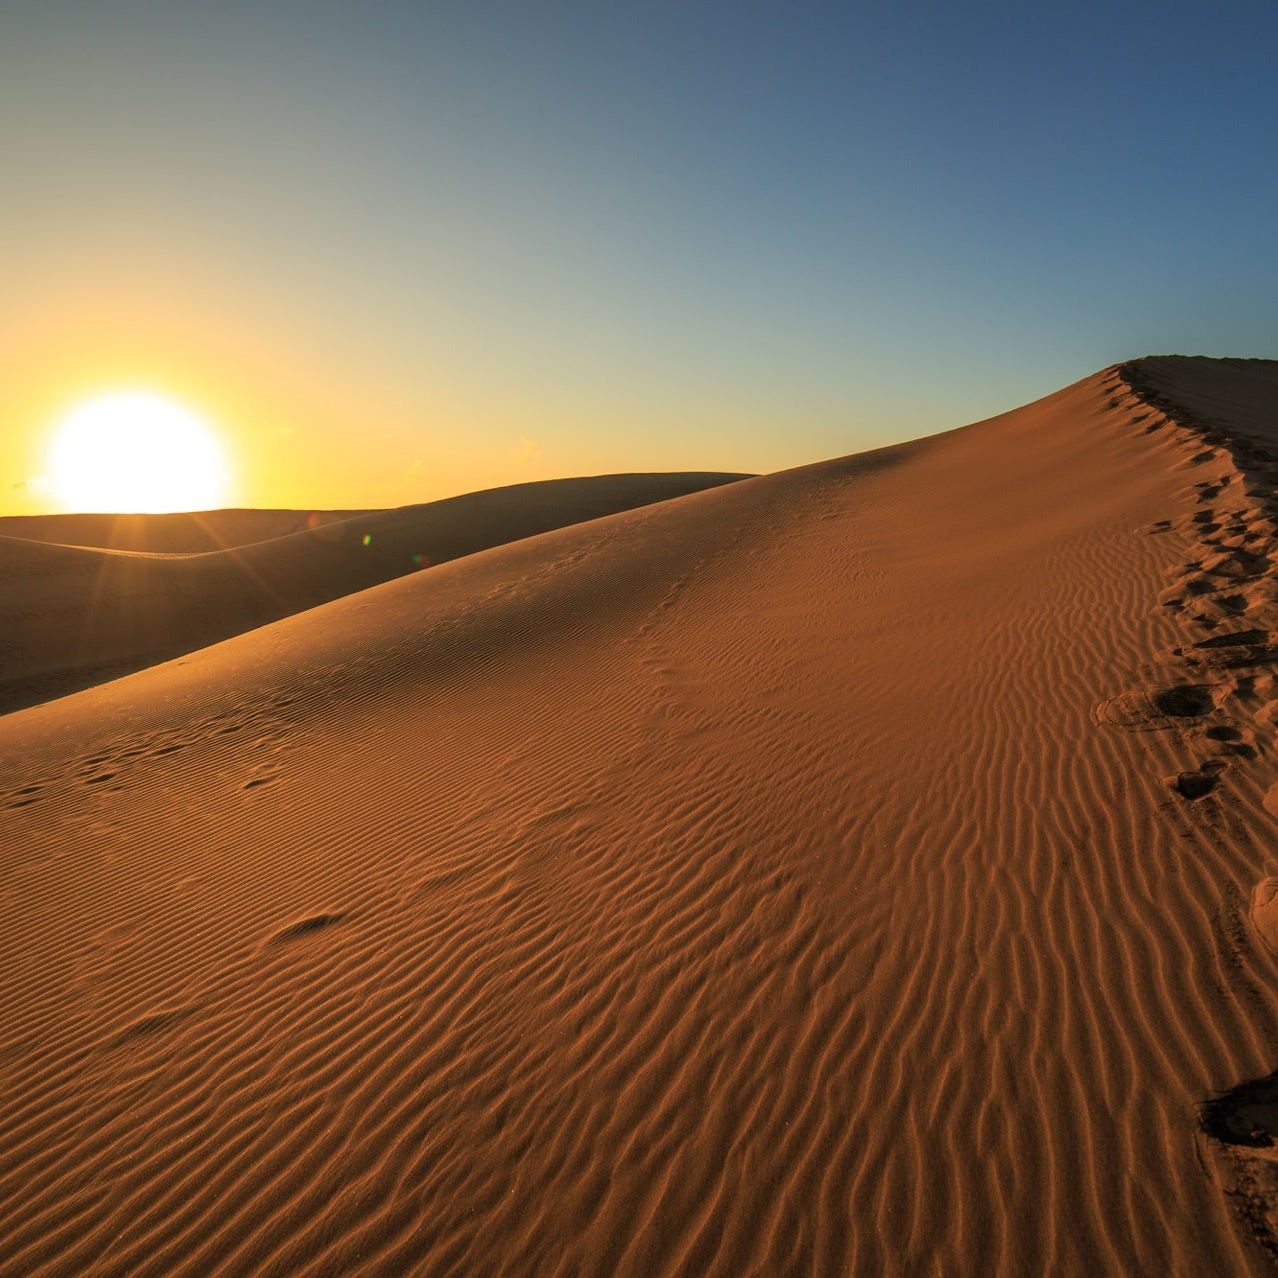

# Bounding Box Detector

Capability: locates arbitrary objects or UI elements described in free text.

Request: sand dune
[4,360,1278,1273]
[0,508,378,554]
[0,472,744,715]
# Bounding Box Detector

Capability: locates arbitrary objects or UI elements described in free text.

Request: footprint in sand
[1250,877,1278,954]
[1205,724,1258,759]
[243,770,281,791]
[1195,629,1269,651]
[1173,764,1223,801]
[1152,685,1216,718]
[265,912,346,945]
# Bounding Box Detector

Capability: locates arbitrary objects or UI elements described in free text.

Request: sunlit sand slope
[4,362,1278,1274]
[0,472,744,714]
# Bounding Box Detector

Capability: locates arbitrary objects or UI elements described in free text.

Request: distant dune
[4,361,1278,1274]
[0,472,745,714]
[0,507,377,553]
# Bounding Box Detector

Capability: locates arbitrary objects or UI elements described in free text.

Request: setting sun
[47,392,229,513]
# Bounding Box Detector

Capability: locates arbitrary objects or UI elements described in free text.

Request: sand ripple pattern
[4,364,1278,1273]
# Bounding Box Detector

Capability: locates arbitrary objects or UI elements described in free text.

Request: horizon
[3,1,1277,515]
[3,352,1268,520]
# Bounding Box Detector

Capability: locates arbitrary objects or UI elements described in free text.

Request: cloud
[517,437,539,461]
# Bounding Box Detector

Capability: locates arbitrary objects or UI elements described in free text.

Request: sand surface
[0,509,379,554]
[0,473,742,715]
[4,360,1278,1274]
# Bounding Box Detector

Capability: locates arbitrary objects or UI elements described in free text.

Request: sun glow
[47,392,230,513]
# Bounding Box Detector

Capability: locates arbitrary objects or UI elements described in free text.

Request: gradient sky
[2,0,1275,513]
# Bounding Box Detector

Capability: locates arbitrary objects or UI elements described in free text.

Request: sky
[1,0,1276,513]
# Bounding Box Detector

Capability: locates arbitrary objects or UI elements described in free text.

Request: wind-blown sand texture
[4,358,1278,1274]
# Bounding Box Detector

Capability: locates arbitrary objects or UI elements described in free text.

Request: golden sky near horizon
[1,266,878,516]
[1,280,572,516]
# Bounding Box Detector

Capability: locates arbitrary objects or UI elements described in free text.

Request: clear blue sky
[1,0,1275,508]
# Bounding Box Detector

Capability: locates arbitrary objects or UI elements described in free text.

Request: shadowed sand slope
[4,362,1278,1274]
[0,472,745,715]
[0,508,379,553]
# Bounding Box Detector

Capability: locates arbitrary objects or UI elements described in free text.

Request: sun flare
[47,392,229,514]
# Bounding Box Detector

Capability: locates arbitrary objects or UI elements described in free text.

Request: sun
[48,391,230,514]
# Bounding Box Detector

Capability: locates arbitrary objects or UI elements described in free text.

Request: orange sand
[3,359,1278,1274]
